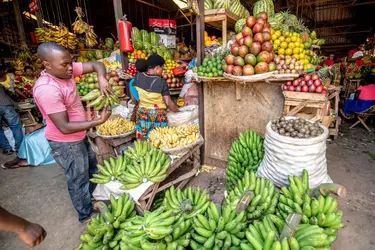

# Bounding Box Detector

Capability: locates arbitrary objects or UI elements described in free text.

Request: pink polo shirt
[33,63,86,142]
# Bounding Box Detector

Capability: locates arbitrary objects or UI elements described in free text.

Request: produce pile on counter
[204,32,222,47]
[225,12,274,76]
[97,117,135,137]
[271,117,325,138]
[148,124,201,150]
[197,55,224,77]
[282,72,327,94]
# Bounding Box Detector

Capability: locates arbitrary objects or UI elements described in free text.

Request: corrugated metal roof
[315,4,353,22]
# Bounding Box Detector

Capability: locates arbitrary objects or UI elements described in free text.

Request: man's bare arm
[48,107,111,134]
[82,62,113,96]
[0,206,46,248]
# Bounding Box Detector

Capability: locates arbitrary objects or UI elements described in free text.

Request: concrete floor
[0,123,374,250]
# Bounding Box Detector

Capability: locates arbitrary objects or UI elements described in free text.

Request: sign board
[29,0,39,14]
[149,19,176,35]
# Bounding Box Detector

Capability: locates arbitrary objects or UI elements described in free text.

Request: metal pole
[113,0,128,70]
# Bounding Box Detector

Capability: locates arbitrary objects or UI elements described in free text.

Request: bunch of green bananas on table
[190,203,247,250]
[124,140,154,162]
[164,186,210,219]
[120,145,171,190]
[226,130,265,191]
[76,193,136,250]
[90,155,130,184]
[277,170,344,231]
[81,86,122,111]
[226,170,279,220]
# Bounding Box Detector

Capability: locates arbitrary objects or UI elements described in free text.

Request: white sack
[257,119,331,188]
[93,180,153,202]
[167,105,199,127]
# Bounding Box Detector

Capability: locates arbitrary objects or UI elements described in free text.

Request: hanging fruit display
[71,6,98,48]
[225,12,274,76]
[35,25,78,50]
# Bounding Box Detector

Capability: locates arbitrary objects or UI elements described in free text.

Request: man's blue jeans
[0,105,23,152]
[49,138,98,222]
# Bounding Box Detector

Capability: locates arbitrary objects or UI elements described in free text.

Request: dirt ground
[0,123,374,250]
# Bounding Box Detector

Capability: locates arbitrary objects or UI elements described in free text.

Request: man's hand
[18,221,47,248]
[98,106,112,123]
[98,76,113,97]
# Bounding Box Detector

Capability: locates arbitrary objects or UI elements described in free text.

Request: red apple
[286,81,292,86]
[292,80,300,87]
[288,85,295,91]
[315,85,323,93]
[282,85,288,90]
[311,73,319,80]
[295,86,301,92]
[309,85,316,93]
[314,79,322,87]
[301,85,309,92]
[307,79,314,86]
[304,74,311,81]
[300,80,306,86]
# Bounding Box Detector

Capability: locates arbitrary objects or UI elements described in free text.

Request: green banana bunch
[151,192,165,211]
[76,193,136,250]
[164,217,193,250]
[120,146,171,190]
[241,221,335,250]
[124,140,154,162]
[90,154,130,184]
[119,206,177,250]
[190,203,247,250]
[277,170,343,230]
[83,86,123,111]
[226,170,280,220]
[226,130,265,191]
[164,186,210,219]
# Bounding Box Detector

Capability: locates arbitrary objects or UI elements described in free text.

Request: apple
[286,81,292,86]
[309,85,316,93]
[311,73,319,80]
[282,85,288,90]
[304,74,311,81]
[295,86,301,92]
[292,80,300,87]
[307,80,314,86]
[301,85,309,92]
[314,79,322,87]
[288,86,295,91]
[300,80,306,86]
[315,85,323,93]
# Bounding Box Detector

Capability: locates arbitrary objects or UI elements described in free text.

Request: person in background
[133,54,180,140]
[33,42,112,223]
[0,66,26,100]
[348,44,365,66]
[0,69,24,155]
[128,59,147,122]
[342,74,375,117]
[1,121,55,169]
[323,54,335,67]
[15,66,37,101]
[0,206,46,247]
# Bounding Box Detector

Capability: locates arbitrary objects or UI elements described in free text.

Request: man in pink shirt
[33,42,111,223]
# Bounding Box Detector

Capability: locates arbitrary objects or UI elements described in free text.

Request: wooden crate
[136,141,203,214]
[204,8,240,46]
[283,91,329,122]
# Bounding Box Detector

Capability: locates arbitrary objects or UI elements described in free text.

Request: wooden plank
[283,91,327,102]
[287,103,307,116]
[222,16,227,48]
[284,101,326,108]
[205,14,226,23]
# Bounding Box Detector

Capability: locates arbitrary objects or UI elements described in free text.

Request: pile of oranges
[204,31,221,47]
[128,50,147,63]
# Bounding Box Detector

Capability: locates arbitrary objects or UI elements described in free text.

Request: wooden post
[222,16,227,47]
[113,0,128,70]
[196,0,205,164]
[13,0,27,45]
[35,0,43,27]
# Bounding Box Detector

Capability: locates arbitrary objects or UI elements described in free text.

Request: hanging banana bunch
[72,7,89,34]
[85,25,98,48]
[34,24,77,50]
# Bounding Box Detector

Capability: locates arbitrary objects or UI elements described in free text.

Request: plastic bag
[167,105,199,127]
[257,118,331,188]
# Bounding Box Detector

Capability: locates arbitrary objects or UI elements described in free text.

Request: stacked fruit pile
[35,26,77,50]
[226,130,264,190]
[132,27,173,60]
[164,59,179,74]
[282,73,327,94]
[162,73,184,89]
[147,124,201,150]
[123,64,138,77]
[224,12,274,76]
[97,117,135,137]
[77,73,99,96]
[273,55,304,74]
[90,155,130,184]
[78,50,111,63]
[102,61,122,71]
[271,117,325,138]
[128,49,147,63]
[204,31,221,47]
[197,55,224,77]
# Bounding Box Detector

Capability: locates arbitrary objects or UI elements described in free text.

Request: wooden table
[136,141,203,213]
[328,85,342,139]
